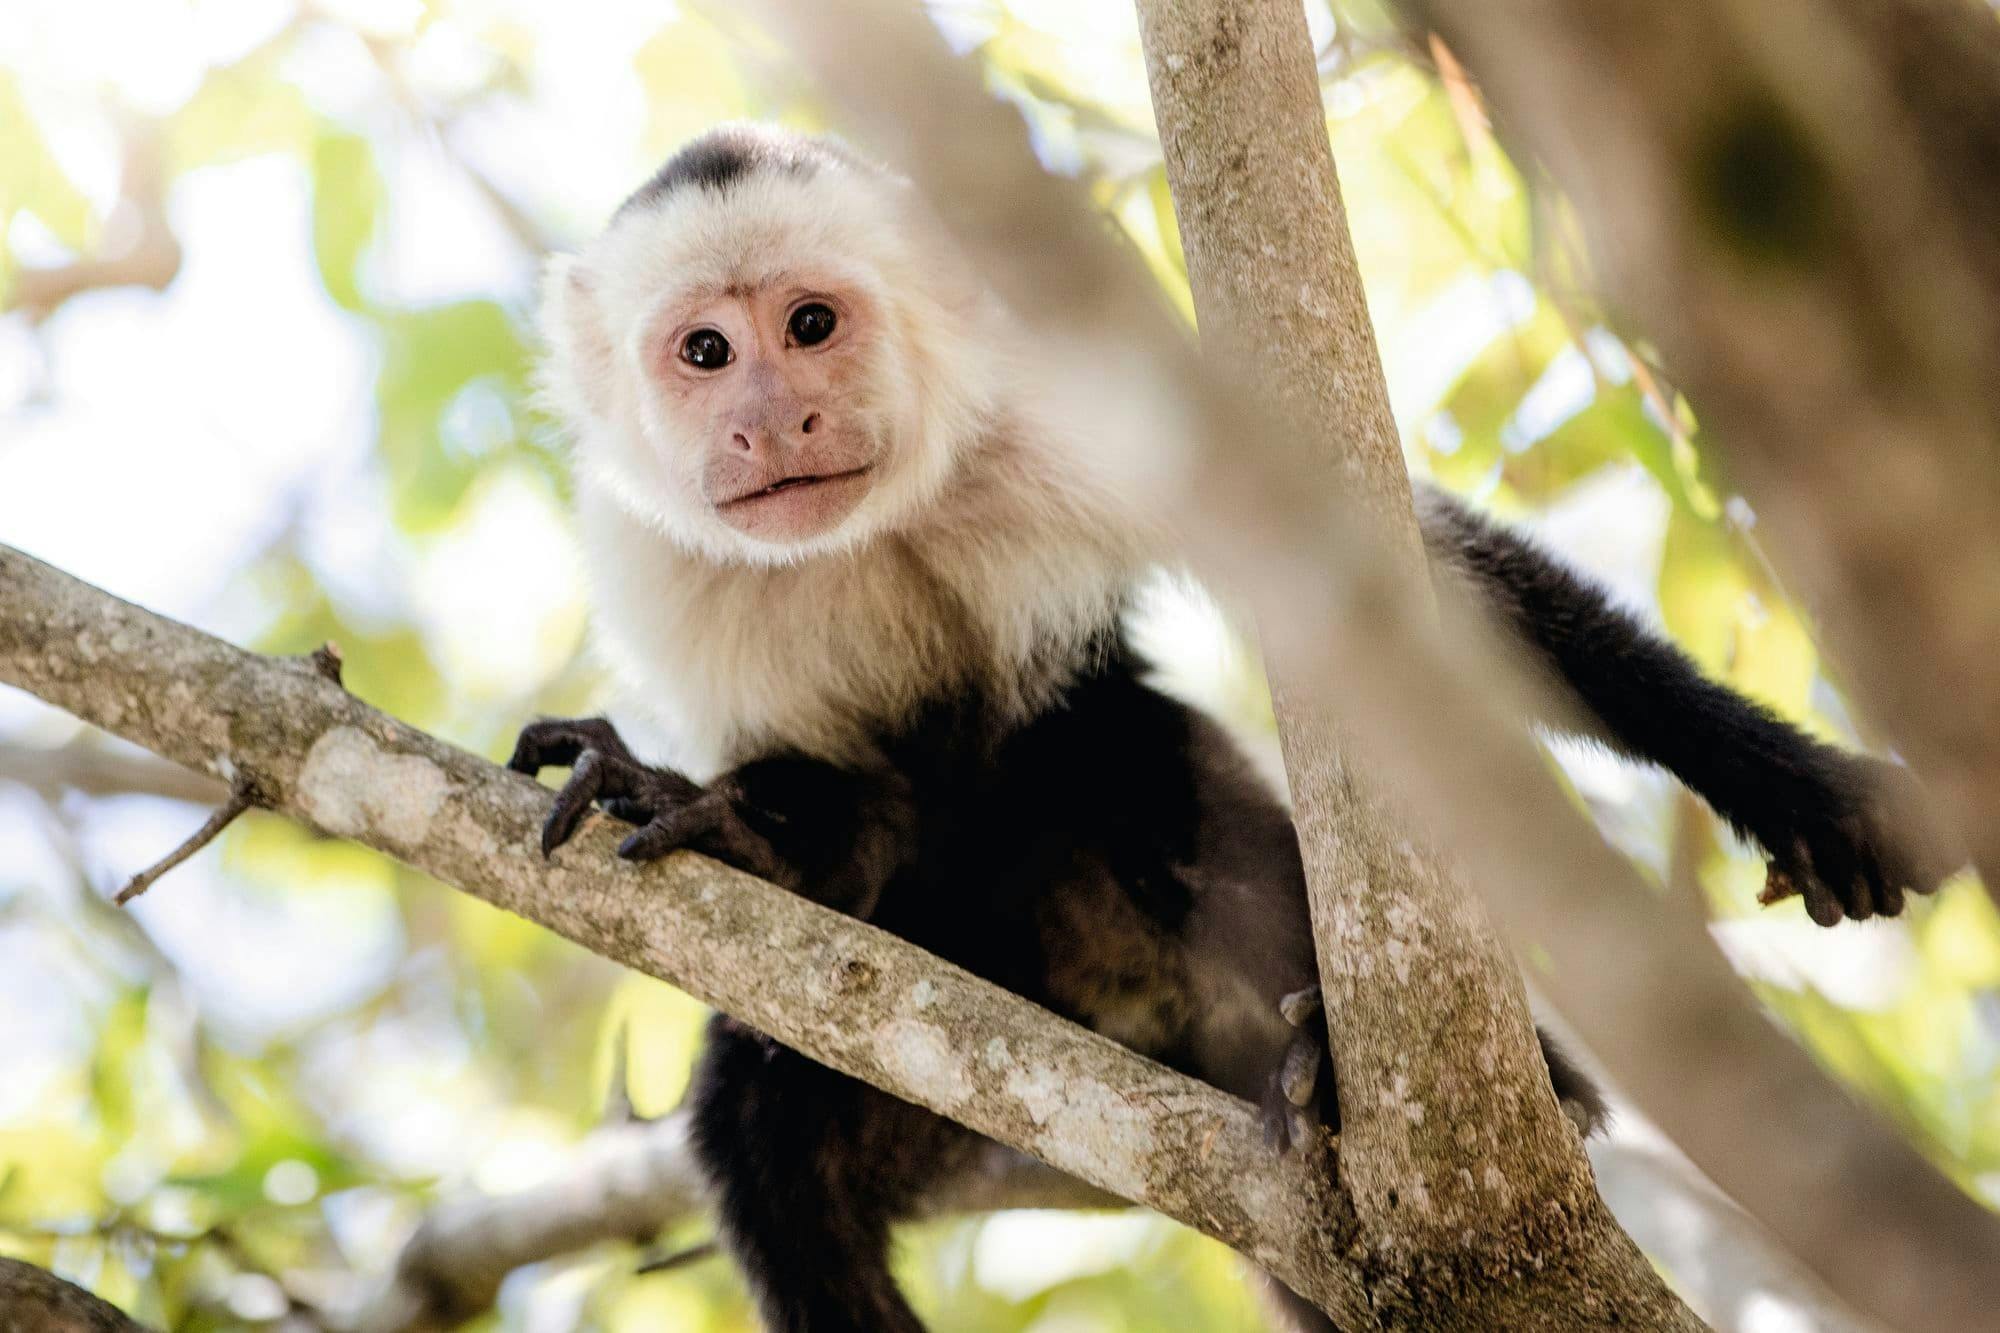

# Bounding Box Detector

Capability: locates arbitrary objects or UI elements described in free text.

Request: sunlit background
[3,1,1997,1329]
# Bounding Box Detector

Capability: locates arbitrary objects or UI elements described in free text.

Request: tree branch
[1135,0,1693,1324]
[113,780,254,903]
[1589,1138,1885,1333]
[355,1110,1118,1333]
[6,132,181,323]
[0,738,229,804]
[0,1257,151,1332]
[0,541,1370,1324]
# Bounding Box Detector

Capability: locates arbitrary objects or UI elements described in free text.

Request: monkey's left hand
[509,717,781,876]
[1754,756,1963,926]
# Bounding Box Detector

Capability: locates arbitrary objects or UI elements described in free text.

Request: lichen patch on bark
[875,1017,973,1108]
[298,725,452,848]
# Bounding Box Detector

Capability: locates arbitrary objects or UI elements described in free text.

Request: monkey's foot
[1260,985,1332,1154]
[508,716,718,860]
[1754,756,1963,926]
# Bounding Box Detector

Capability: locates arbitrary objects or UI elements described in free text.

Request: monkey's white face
[642,277,897,547]
[543,136,1001,566]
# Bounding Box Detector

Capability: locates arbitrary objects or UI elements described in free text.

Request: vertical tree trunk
[1135,1,1704,1325]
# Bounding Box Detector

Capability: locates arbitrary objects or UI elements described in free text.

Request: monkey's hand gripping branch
[509,717,784,878]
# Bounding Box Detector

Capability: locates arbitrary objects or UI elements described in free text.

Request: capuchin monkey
[510,124,1959,1333]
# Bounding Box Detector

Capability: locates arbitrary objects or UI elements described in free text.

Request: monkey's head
[541,124,1003,564]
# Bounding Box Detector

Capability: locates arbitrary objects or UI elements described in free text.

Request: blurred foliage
[1,1,1996,1330]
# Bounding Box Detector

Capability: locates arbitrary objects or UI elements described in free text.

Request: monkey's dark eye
[788,302,837,347]
[681,328,733,370]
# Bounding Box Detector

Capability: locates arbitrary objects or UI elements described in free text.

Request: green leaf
[375,301,533,531]
[88,989,151,1145]
[311,131,384,312]
[0,75,95,254]
[166,51,314,172]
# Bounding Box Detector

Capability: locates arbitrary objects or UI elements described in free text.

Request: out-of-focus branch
[6,134,181,322]
[0,542,1369,1324]
[1408,0,2000,906]
[356,1114,706,1333]
[355,1111,1117,1333]
[0,738,229,804]
[1590,1136,1883,1333]
[734,4,2000,1328]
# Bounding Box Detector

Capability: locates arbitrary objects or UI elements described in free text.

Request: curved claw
[511,716,709,860]
[542,749,609,856]
[1279,1029,1322,1109]
[617,794,728,861]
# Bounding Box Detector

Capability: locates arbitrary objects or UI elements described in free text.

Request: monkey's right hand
[509,716,729,861]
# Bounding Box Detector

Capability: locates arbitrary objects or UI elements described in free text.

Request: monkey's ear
[539,254,618,422]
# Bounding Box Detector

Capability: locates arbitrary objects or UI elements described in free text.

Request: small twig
[634,1241,719,1277]
[307,641,345,685]
[115,781,256,905]
[10,128,181,324]
[601,1019,642,1126]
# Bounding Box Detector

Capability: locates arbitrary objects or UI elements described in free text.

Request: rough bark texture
[1135,1,1699,1326]
[357,1110,1119,1333]
[0,1258,152,1332]
[0,541,1369,1324]
[1407,0,2000,908]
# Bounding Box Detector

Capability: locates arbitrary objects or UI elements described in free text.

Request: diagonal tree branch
[0,1256,151,1332]
[1405,0,2000,905]
[0,541,1369,1324]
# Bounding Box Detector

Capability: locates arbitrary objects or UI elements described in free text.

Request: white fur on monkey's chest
[575,458,1143,777]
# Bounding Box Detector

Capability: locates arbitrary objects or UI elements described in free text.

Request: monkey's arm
[509,718,913,918]
[1415,487,1960,924]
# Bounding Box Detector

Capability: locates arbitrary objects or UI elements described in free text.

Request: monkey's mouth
[718,465,873,509]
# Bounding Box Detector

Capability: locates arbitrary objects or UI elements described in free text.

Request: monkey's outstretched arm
[1416,487,1961,925]
[510,717,913,919]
